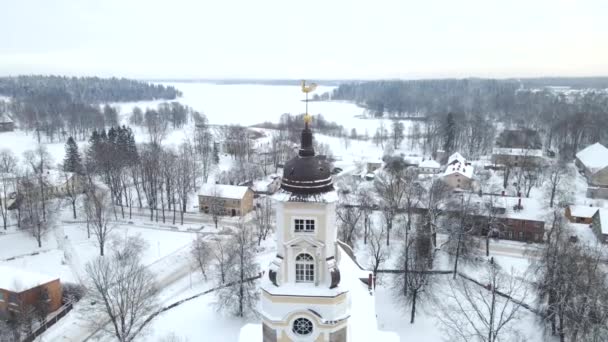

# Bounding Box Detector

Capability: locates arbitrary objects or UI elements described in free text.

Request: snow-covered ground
[112,82,404,135]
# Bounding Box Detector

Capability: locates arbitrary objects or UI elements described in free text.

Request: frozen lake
[113,82,388,136]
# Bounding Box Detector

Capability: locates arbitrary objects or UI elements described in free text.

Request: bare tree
[443,193,477,279]
[207,185,224,229]
[0,150,18,229]
[357,189,374,244]
[368,226,390,278]
[532,210,608,341]
[394,226,434,324]
[144,109,168,146]
[83,185,114,256]
[191,234,211,281]
[20,171,53,248]
[23,145,53,221]
[374,169,405,245]
[174,143,195,224]
[215,223,260,317]
[85,236,158,342]
[423,179,450,248]
[254,196,273,246]
[0,149,19,174]
[336,205,362,248]
[544,162,573,208]
[435,262,528,342]
[62,170,81,219]
[211,237,232,284]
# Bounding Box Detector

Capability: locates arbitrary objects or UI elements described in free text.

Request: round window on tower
[292,317,313,336]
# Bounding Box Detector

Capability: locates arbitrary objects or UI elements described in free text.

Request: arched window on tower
[295,253,314,283]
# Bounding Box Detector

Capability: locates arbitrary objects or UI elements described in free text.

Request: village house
[0,113,14,132]
[491,129,544,167]
[42,170,83,197]
[591,209,608,243]
[198,183,254,216]
[565,205,599,224]
[0,266,62,320]
[575,142,608,199]
[418,159,441,174]
[441,152,474,190]
[491,147,544,167]
[365,159,383,174]
[469,195,546,243]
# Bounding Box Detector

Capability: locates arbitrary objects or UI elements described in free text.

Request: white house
[418,159,441,174]
[442,153,474,189]
[575,143,608,199]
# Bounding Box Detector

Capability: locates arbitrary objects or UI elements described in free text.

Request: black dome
[281,125,334,195]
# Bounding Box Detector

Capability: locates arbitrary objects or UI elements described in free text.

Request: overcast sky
[1,0,606,79]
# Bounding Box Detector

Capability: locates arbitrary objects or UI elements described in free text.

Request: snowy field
[2,82,605,341]
[112,82,405,135]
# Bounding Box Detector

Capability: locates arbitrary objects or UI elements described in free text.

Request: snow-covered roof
[492,147,543,157]
[447,152,465,165]
[443,160,473,179]
[0,265,58,292]
[569,205,599,219]
[199,183,251,199]
[502,196,546,222]
[467,195,546,222]
[597,209,608,235]
[403,155,422,166]
[419,159,440,169]
[576,143,608,174]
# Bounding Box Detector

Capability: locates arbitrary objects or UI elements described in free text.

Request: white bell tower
[259,81,350,342]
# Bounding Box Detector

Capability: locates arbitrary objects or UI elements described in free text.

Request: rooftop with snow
[199,183,251,199]
[576,142,608,173]
[0,265,58,292]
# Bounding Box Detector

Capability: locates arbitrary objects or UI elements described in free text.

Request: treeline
[0,75,181,103]
[254,113,345,139]
[0,75,182,142]
[331,79,608,159]
[329,79,520,117]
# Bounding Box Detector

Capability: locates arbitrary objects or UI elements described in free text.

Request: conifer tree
[63,137,82,174]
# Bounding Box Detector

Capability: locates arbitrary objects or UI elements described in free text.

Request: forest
[0,76,182,142]
[329,78,608,159]
[0,75,181,103]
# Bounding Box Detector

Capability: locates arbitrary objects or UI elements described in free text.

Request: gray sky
[1,0,607,79]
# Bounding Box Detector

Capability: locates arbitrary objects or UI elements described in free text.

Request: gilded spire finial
[301,80,317,129]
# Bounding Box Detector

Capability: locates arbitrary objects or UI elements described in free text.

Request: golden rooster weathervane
[301,80,317,128]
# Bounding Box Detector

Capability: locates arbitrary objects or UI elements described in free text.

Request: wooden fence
[22,301,74,342]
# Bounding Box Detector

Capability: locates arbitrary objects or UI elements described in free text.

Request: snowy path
[53,223,85,284]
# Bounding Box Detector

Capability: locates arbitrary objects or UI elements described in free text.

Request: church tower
[260,82,350,342]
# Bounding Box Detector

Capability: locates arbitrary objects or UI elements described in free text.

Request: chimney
[368,273,373,291]
[518,197,522,208]
[501,190,505,196]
